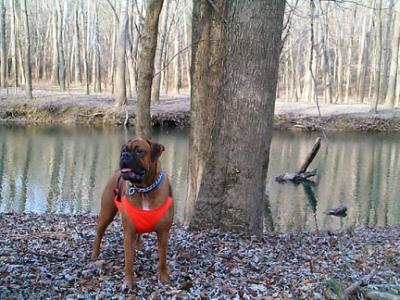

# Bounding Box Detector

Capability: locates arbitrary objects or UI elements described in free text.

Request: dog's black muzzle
[119,147,147,182]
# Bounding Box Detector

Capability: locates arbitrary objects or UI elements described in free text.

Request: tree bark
[81,0,89,94]
[73,0,81,85]
[91,1,101,93]
[21,0,32,99]
[151,0,169,104]
[188,0,285,236]
[173,12,182,94]
[358,0,375,103]
[51,4,59,85]
[380,0,395,99]
[10,0,18,92]
[184,0,225,224]
[108,10,117,94]
[0,0,6,88]
[385,10,400,107]
[370,0,383,113]
[345,6,356,103]
[57,0,66,91]
[135,0,164,138]
[115,0,129,107]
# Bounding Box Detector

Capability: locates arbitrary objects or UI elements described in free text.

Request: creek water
[0,125,399,232]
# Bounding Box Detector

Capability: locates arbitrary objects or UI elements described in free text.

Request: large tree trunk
[21,0,32,99]
[115,0,129,107]
[135,0,164,138]
[188,0,285,236]
[184,0,225,224]
[0,0,6,88]
[151,0,169,104]
[385,10,400,107]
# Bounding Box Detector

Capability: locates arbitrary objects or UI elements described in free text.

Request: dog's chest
[141,199,151,210]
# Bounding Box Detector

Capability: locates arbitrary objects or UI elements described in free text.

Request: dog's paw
[122,276,135,291]
[159,273,171,285]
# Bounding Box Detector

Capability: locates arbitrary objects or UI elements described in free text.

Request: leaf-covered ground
[0,213,399,299]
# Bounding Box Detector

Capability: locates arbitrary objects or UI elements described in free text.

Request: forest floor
[1,213,399,299]
[2,88,400,131]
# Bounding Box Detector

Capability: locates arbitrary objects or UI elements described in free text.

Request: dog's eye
[135,148,145,156]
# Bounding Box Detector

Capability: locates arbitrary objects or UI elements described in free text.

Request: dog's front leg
[122,217,136,289]
[157,230,171,284]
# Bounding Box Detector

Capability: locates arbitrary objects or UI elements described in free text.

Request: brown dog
[91,138,174,289]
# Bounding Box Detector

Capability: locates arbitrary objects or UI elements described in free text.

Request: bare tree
[0,0,6,88]
[10,0,18,92]
[385,7,400,107]
[151,0,169,104]
[115,0,129,107]
[189,0,285,236]
[135,0,164,138]
[21,0,33,99]
[73,0,81,85]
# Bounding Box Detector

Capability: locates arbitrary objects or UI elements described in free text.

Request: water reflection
[0,125,399,232]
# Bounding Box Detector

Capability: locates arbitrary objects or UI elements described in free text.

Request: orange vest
[114,194,173,233]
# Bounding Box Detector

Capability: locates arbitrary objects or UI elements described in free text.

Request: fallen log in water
[275,137,321,183]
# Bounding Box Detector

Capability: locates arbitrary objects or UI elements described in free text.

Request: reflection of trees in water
[17,138,32,212]
[1,128,400,231]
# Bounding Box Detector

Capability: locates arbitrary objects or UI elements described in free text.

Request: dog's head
[119,138,165,183]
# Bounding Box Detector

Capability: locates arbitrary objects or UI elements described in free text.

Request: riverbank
[2,89,400,131]
[0,213,399,299]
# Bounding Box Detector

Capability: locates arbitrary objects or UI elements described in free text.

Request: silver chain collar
[126,171,165,196]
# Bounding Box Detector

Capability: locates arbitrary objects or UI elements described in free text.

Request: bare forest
[0,0,399,112]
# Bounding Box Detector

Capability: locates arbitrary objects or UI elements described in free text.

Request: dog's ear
[147,140,165,161]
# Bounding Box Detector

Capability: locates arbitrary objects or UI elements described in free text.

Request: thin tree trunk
[108,10,117,93]
[57,0,66,91]
[81,0,89,94]
[42,19,51,80]
[135,0,164,138]
[370,0,383,113]
[173,12,182,94]
[345,6,356,103]
[358,0,375,103]
[51,6,59,85]
[91,1,101,93]
[73,0,81,85]
[0,0,6,88]
[183,8,191,92]
[151,0,169,103]
[21,0,32,99]
[385,10,400,107]
[380,0,395,99]
[115,0,129,107]
[10,0,18,92]
[336,11,344,103]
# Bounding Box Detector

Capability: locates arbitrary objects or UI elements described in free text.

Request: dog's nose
[121,152,130,160]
